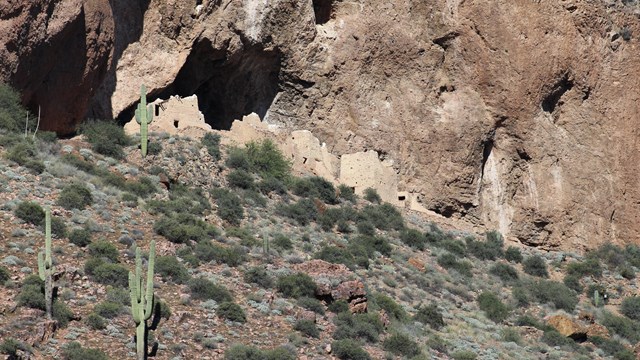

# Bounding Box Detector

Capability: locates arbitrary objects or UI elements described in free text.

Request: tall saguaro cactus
[37,207,54,320]
[135,85,154,157]
[129,241,156,360]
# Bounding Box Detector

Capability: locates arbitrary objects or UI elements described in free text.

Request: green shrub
[57,183,93,210]
[149,183,211,216]
[477,291,510,323]
[6,140,45,173]
[414,303,445,330]
[0,338,28,358]
[146,141,162,155]
[225,226,258,246]
[85,313,107,330]
[359,203,404,231]
[619,265,636,280]
[522,255,548,277]
[489,263,519,283]
[94,301,123,319]
[438,239,467,257]
[88,240,119,262]
[294,319,319,337]
[0,83,30,133]
[332,339,371,360]
[211,188,245,225]
[298,297,325,315]
[601,311,640,343]
[0,265,10,285]
[276,198,317,226]
[452,350,478,360]
[154,213,217,243]
[621,296,640,321]
[189,277,233,302]
[373,293,407,322]
[563,273,583,293]
[217,301,246,323]
[69,228,92,247]
[194,241,246,266]
[61,341,108,360]
[505,246,523,263]
[382,333,421,357]
[224,344,296,360]
[257,176,288,195]
[356,220,376,236]
[333,312,384,343]
[125,176,157,198]
[314,246,357,269]
[156,256,190,284]
[530,279,578,312]
[80,120,131,159]
[14,201,45,225]
[227,170,255,189]
[245,139,291,180]
[591,336,636,359]
[16,275,45,310]
[363,188,381,204]
[202,133,221,160]
[52,300,74,328]
[541,329,574,347]
[399,228,427,250]
[566,258,602,278]
[329,300,350,314]
[91,263,129,288]
[338,184,356,202]
[437,253,473,277]
[277,273,317,299]
[465,233,503,261]
[272,233,293,250]
[291,176,338,204]
[501,328,522,344]
[243,266,273,288]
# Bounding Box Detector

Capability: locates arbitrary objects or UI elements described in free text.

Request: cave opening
[152,38,282,130]
[313,0,333,24]
[541,74,574,113]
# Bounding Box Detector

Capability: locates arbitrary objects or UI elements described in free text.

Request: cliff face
[2,0,640,250]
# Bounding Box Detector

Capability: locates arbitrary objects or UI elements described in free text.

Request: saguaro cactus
[37,207,54,320]
[129,241,156,360]
[135,85,154,157]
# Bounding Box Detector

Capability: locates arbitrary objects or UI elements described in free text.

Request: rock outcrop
[4,0,640,250]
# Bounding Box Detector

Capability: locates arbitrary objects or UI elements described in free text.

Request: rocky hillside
[2,0,640,250]
[1,118,640,360]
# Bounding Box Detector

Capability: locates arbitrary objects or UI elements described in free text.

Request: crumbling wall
[124,95,211,136]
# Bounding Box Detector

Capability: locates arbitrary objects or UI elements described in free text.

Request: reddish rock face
[4,0,640,250]
[0,0,114,134]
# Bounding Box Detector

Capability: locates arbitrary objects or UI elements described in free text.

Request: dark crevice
[432,31,460,50]
[541,73,574,113]
[429,201,474,218]
[120,38,282,130]
[313,0,333,24]
[479,138,494,183]
[517,148,531,161]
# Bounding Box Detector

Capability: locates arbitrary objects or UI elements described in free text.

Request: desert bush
[452,351,478,360]
[80,120,131,159]
[591,336,636,360]
[125,176,157,198]
[414,303,445,330]
[563,273,583,293]
[294,319,319,337]
[156,256,190,284]
[154,213,217,243]
[223,344,295,360]
[14,201,45,225]
[211,188,244,225]
[621,296,640,321]
[314,245,357,269]
[0,265,9,285]
[202,132,221,160]
[566,258,602,278]
[477,291,510,323]
[530,279,578,312]
[49,216,67,239]
[601,311,640,343]
[329,300,350,314]
[382,333,421,357]
[276,273,317,299]
[245,139,291,180]
[272,233,293,250]
[94,301,123,319]
[352,234,392,257]
[298,296,325,315]
[437,253,473,277]
[356,220,376,236]
[257,176,288,195]
[86,313,107,330]
[88,240,119,262]
[16,275,45,310]
[438,238,467,257]
[489,263,519,283]
[91,263,129,288]
[227,169,255,190]
[373,293,408,322]
[363,188,381,204]
[276,198,317,226]
[189,277,233,302]
[359,203,404,231]
[541,329,575,347]
[399,228,427,250]
[332,339,371,360]
[465,232,503,260]
[0,338,29,358]
[504,246,523,263]
[291,176,338,204]
[194,241,246,266]
[243,266,273,288]
[146,141,162,155]
[0,83,30,134]
[6,140,44,173]
[338,184,356,202]
[522,255,548,277]
[333,312,384,343]
[61,342,108,360]
[69,227,92,247]
[57,183,93,210]
[218,301,246,323]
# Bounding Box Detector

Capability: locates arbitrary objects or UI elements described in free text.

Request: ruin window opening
[155,104,160,116]
[313,0,333,25]
[398,195,406,201]
[173,120,179,128]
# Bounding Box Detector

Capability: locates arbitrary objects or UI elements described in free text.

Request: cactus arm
[38,251,45,280]
[136,84,154,157]
[143,241,155,320]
